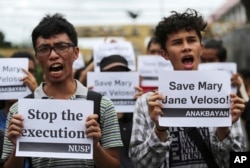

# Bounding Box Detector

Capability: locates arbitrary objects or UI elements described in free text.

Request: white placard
[87,72,139,112]
[16,99,93,159]
[158,70,231,127]
[137,55,173,86]
[198,62,237,93]
[93,41,135,71]
[0,58,31,99]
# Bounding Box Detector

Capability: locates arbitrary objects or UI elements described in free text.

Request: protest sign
[0,58,31,99]
[158,70,231,127]
[93,41,135,71]
[137,55,173,87]
[16,99,93,159]
[198,62,237,93]
[87,72,139,112]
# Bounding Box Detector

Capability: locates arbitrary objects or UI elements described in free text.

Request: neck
[43,79,76,99]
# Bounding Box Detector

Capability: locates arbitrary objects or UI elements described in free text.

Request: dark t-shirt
[241,99,250,140]
[118,113,135,168]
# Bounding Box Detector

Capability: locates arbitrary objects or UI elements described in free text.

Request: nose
[182,41,191,52]
[48,48,60,60]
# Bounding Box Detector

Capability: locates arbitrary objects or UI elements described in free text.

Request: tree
[0,31,4,44]
[242,0,250,23]
[0,30,11,47]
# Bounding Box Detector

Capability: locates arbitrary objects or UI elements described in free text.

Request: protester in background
[140,37,162,93]
[146,36,161,55]
[129,9,246,168]
[201,39,245,98]
[201,39,227,63]
[201,38,249,150]
[0,51,39,166]
[11,51,38,92]
[239,69,250,150]
[72,52,85,77]
[98,54,142,168]
[74,57,94,86]
[1,13,122,168]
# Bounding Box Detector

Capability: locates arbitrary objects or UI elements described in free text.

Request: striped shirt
[2,80,123,168]
[129,91,247,168]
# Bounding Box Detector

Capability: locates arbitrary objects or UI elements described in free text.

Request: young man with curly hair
[129,9,246,168]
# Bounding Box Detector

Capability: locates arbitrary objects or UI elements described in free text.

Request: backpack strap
[86,90,102,124]
[24,93,34,98]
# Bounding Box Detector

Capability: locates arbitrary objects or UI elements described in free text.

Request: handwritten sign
[0,58,30,99]
[158,70,231,127]
[16,99,93,159]
[93,41,135,71]
[87,72,139,112]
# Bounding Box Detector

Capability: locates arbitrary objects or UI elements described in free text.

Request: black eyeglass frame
[35,42,75,57]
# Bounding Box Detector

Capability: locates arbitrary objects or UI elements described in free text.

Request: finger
[85,114,99,127]
[134,86,143,92]
[22,68,29,75]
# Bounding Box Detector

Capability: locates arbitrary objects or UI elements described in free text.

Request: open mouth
[49,63,63,72]
[182,56,194,65]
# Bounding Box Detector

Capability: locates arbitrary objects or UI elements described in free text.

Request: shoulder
[100,96,115,110]
[9,102,18,115]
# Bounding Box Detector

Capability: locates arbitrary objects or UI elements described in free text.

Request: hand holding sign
[7,114,24,146]
[147,91,165,127]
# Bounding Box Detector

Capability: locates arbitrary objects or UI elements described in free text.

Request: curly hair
[154,8,207,51]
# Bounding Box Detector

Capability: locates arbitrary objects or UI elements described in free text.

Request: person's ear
[73,47,79,61]
[200,43,204,57]
[160,49,170,60]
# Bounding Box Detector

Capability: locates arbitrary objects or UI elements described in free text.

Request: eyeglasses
[35,42,75,57]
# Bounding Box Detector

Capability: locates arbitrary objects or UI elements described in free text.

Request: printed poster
[158,70,231,127]
[137,55,173,87]
[198,62,237,93]
[0,58,31,99]
[87,72,139,112]
[16,99,93,159]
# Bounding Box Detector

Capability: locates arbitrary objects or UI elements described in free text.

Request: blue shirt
[0,109,6,131]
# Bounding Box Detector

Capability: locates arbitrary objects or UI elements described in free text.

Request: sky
[0,0,228,44]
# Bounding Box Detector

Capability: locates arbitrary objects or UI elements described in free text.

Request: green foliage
[35,64,44,85]
[0,30,12,48]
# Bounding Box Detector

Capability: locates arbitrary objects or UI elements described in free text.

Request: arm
[215,94,246,141]
[129,92,171,168]
[2,104,25,168]
[210,94,247,167]
[85,98,122,168]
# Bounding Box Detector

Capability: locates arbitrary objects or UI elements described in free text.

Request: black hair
[204,39,227,62]
[146,36,160,51]
[31,13,78,49]
[11,51,37,75]
[154,8,207,51]
[11,51,36,66]
[239,69,250,79]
